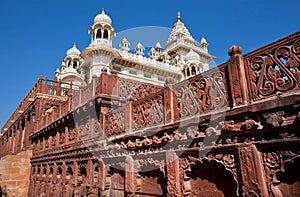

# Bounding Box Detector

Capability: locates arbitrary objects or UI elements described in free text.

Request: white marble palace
[54,9,215,86]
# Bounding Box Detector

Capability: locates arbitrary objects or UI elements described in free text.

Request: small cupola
[53,43,85,87]
[89,9,116,46]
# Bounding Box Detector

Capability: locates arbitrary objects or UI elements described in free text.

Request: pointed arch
[103,29,109,39]
[96,29,102,39]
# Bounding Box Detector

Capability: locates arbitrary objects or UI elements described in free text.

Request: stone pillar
[62,162,67,185]
[73,161,78,186]
[98,160,106,194]
[87,160,93,186]
[166,150,181,197]
[238,144,268,196]
[125,156,135,196]
[65,127,69,144]
[227,45,249,107]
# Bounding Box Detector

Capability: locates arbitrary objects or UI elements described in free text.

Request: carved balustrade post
[227,46,250,107]
[164,77,177,124]
[53,163,58,183]
[98,68,109,95]
[237,144,268,196]
[166,150,181,196]
[98,68,119,95]
[55,132,60,147]
[42,77,48,94]
[37,76,43,93]
[46,164,50,184]
[15,123,21,153]
[8,130,13,154]
[24,114,32,149]
[125,156,135,196]
[62,162,67,184]
[14,123,19,153]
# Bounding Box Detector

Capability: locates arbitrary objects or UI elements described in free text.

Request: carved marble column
[237,144,268,196]
[166,150,181,196]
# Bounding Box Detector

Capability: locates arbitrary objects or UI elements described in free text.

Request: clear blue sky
[0,0,299,129]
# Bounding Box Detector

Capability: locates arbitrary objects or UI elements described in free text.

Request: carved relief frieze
[263,111,285,127]
[262,150,300,195]
[179,153,238,196]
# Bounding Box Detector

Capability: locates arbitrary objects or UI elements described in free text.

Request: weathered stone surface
[0,150,32,197]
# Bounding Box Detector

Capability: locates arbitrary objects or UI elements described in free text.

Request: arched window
[96,29,102,39]
[187,68,190,77]
[103,29,109,39]
[191,66,196,75]
[79,166,87,177]
[73,61,78,69]
[49,167,53,177]
[67,167,73,176]
[57,167,62,175]
[66,166,73,180]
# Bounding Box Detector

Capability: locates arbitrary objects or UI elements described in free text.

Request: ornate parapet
[25,31,300,197]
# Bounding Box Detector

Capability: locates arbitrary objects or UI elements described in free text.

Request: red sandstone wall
[0,150,32,197]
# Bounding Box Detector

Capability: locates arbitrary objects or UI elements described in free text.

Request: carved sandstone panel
[138,169,166,196]
[174,66,228,119]
[132,92,164,130]
[110,170,125,196]
[245,35,300,100]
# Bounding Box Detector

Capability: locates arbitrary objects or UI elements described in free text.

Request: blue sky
[0,0,299,129]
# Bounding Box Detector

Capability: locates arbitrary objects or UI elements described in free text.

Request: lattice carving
[104,107,125,137]
[117,78,163,100]
[132,93,164,130]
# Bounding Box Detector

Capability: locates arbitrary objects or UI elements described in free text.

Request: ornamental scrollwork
[247,38,300,100]
[174,69,227,119]
[261,151,300,194]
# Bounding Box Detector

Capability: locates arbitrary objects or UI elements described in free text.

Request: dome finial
[102,8,105,14]
[177,11,181,22]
